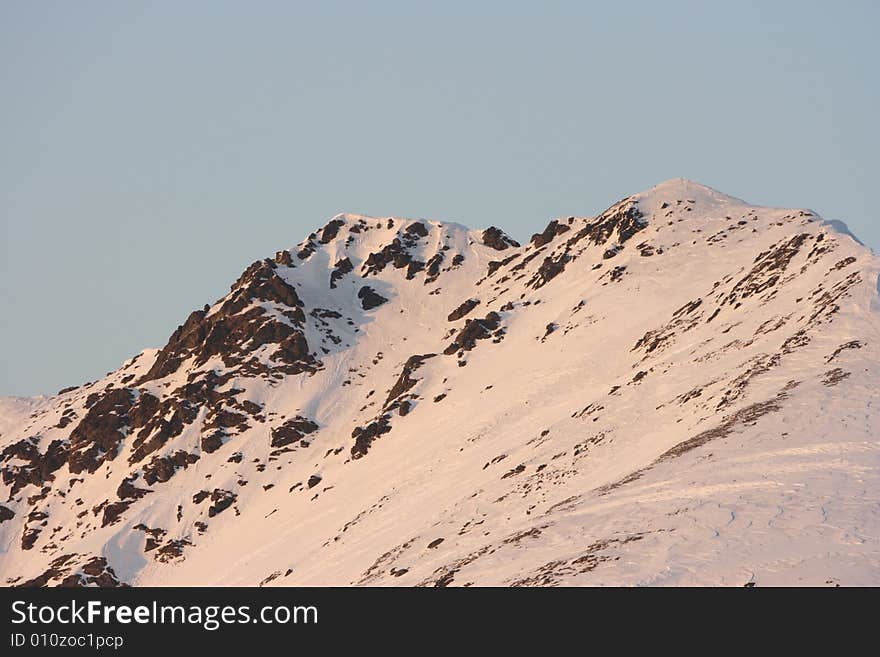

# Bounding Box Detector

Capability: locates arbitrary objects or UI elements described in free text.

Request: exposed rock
[385,354,436,408]
[566,200,646,251]
[1,437,69,498]
[101,501,132,528]
[358,286,388,310]
[351,415,392,460]
[207,489,237,517]
[138,259,313,384]
[155,539,191,563]
[530,219,571,248]
[481,226,520,251]
[0,505,14,522]
[405,222,429,238]
[362,239,422,278]
[529,253,570,289]
[330,257,354,289]
[486,253,519,277]
[142,451,200,485]
[448,299,480,322]
[443,312,502,354]
[424,253,444,284]
[319,218,346,243]
[68,388,135,475]
[116,475,151,501]
[274,250,293,266]
[270,416,319,448]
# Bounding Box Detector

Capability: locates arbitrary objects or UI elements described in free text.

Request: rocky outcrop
[447,299,480,322]
[1,437,68,498]
[385,354,435,408]
[443,312,503,355]
[68,388,135,475]
[139,259,315,384]
[320,218,346,243]
[330,257,354,289]
[530,219,571,248]
[482,227,520,251]
[270,416,319,449]
[351,416,392,460]
[358,286,388,310]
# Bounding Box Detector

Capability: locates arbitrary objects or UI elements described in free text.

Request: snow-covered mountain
[2,179,878,586]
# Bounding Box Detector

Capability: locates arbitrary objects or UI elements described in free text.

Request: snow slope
[1,179,878,587]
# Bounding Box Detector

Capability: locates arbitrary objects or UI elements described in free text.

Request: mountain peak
[633,178,750,213]
[1,182,878,587]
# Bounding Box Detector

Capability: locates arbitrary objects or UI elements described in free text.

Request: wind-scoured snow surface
[1,179,878,587]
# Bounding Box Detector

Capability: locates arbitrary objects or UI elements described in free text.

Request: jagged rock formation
[1,180,879,587]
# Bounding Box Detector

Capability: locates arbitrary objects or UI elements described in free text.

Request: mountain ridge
[2,179,878,586]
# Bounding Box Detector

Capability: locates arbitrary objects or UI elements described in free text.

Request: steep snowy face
[2,180,878,587]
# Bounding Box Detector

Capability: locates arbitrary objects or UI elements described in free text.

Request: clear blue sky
[1,1,878,396]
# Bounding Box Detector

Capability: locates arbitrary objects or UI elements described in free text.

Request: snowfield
[1,179,878,586]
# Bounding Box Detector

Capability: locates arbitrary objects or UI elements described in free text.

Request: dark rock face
[201,433,224,454]
[15,554,77,587]
[134,524,167,552]
[307,474,323,489]
[608,265,627,283]
[320,218,346,243]
[358,286,388,310]
[385,354,436,407]
[481,227,520,251]
[155,539,192,563]
[330,257,354,289]
[363,239,423,278]
[297,240,317,260]
[0,505,14,522]
[21,525,41,550]
[68,389,135,475]
[55,409,76,429]
[100,501,132,528]
[481,226,519,251]
[405,260,424,279]
[530,219,571,248]
[274,250,293,266]
[405,222,429,238]
[424,252,444,284]
[528,253,571,289]
[603,245,621,259]
[566,200,646,251]
[142,451,200,485]
[139,259,315,384]
[350,415,392,460]
[720,233,811,309]
[486,253,520,278]
[443,312,502,355]
[447,299,480,322]
[129,390,206,466]
[270,416,319,448]
[18,555,126,588]
[1,437,69,498]
[207,489,237,517]
[116,475,151,501]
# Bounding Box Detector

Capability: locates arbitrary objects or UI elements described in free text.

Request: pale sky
[1,1,878,396]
